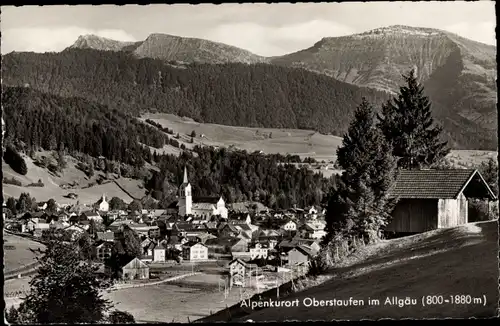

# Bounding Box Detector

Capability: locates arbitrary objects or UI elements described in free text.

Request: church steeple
[183,166,188,184]
[179,165,192,216]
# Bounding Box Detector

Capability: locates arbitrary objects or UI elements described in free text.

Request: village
[4,166,328,291]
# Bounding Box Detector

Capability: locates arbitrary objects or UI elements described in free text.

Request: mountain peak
[69,34,139,52]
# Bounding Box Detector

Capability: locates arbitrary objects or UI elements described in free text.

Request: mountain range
[2,25,497,150]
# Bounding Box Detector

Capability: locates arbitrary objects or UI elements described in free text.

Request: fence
[108,272,201,292]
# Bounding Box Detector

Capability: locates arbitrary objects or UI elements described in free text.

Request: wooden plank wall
[386,199,438,233]
[437,197,464,228]
[458,192,468,225]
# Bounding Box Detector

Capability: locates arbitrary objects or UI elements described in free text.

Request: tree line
[2,49,389,140]
[148,146,337,210]
[2,49,495,150]
[2,86,167,167]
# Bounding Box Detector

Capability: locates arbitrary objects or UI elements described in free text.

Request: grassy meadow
[231,220,499,321]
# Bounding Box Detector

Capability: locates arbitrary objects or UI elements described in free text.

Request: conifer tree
[326,98,397,244]
[377,69,449,169]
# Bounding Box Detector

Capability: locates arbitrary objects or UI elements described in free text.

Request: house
[153,241,168,262]
[63,224,87,241]
[95,242,113,261]
[287,245,315,267]
[229,258,248,287]
[195,232,217,244]
[58,212,70,223]
[278,238,321,254]
[203,221,219,235]
[249,242,269,260]
[182,242,208,261]
[81,211,102,222]
[218,223,240,238]
[152,209,166,218]
[255,236,280,250]
[142,239,156,257]
[148,226,161,239]
[130,223,156,237]
[205,237,249,256]
[281,219,297,231]
[229,213,252,225]
[108,219,134,232]
[167,235,183,251]
[96,194,109,212]
[233,223,253,239]
[122,258,150,280]
[33,224,50,238]
[386,169,497,234]
[96,231,115,242]
[299,221,326,240]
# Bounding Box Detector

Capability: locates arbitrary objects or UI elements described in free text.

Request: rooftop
[388,169,496,200]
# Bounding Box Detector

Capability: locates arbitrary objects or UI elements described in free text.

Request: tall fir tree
[326,98,397,244]
[377,69,449,169]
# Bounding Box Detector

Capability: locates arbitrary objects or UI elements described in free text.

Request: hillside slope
[271,25,497,147]
[2,153,144,205]
[204,221,499,321]
[1,49,388,142]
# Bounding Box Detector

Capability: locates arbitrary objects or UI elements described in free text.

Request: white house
[281,219,297,231]
[153,241,167,262]
[182,242,208,261]
[300,221,327,240]
[249,243,269,260]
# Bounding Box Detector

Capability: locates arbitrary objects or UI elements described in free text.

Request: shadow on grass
[330,222,495,280]
[236,222,499,321]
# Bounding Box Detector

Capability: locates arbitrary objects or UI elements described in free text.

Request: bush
[3,177,22,186]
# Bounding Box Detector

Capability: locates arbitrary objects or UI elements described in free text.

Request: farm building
[287,245,315,267]
[386,169,497,234]
[122,257,150,280]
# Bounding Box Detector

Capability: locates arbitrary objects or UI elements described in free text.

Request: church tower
[178,166,192,216]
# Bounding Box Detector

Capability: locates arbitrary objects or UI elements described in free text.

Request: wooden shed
[386,169,496,234]
[122,257,150,280]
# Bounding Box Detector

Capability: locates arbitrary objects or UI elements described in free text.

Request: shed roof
[122,257,148,269]
[388,169,496,200]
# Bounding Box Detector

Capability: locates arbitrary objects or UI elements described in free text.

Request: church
[177,166,228,219]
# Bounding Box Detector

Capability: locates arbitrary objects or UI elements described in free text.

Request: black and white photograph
[1,1,498,323]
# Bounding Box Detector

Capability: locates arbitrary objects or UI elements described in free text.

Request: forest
[148,146,336,210]
[2,85,335,210]
[2,86,166,167]
[2,49,390,139]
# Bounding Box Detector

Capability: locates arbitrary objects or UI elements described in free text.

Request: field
[3,232,45,274]
[2,152,145,204]
[227,220,499,321]
[140,113,343,162]
[141,114,497,170]
[104,273,263,323]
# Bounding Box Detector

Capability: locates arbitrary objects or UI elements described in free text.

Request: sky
[1,2,496,56]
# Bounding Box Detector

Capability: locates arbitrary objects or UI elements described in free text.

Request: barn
[121,257,150,280]
[386,169,496,234]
